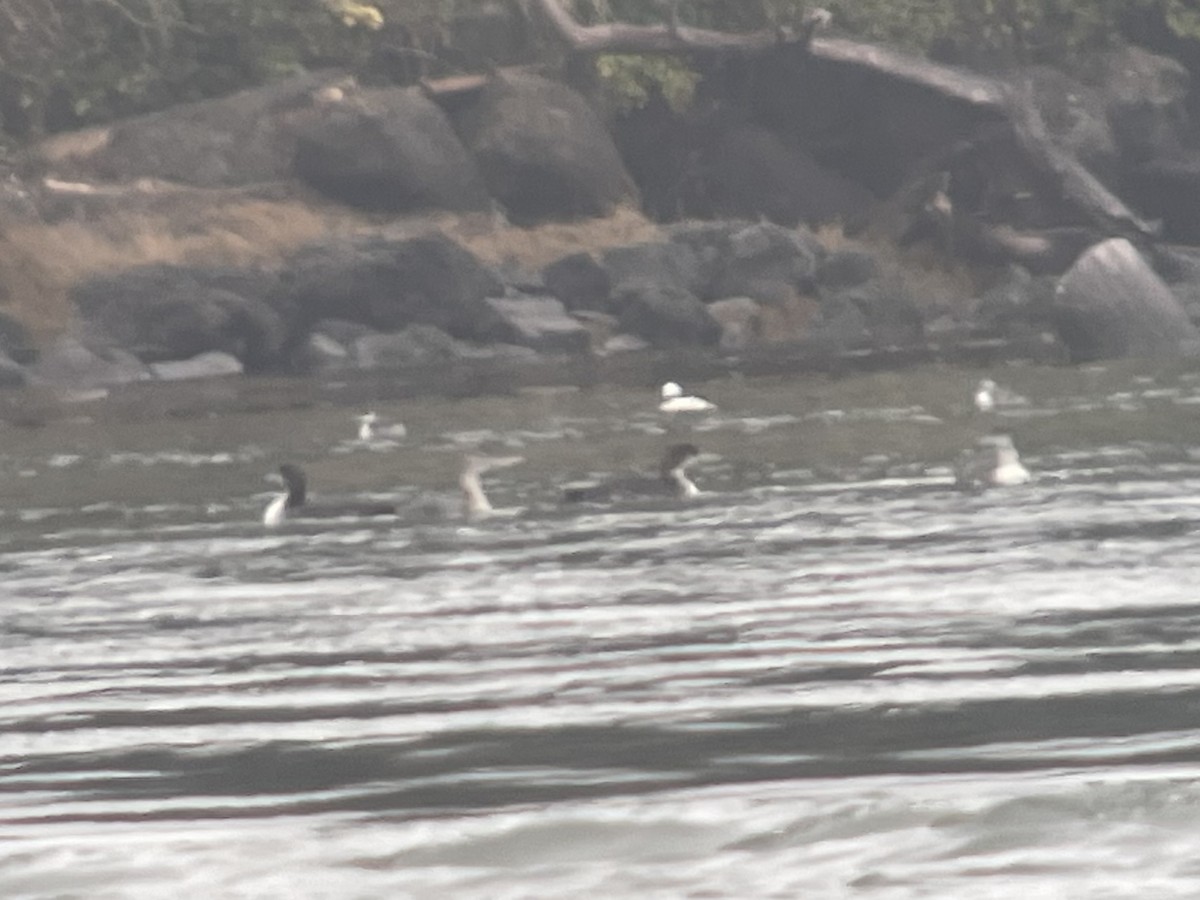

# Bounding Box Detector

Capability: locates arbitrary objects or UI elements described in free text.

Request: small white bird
[973,379,997,413]
[955,434,1031,488]
[357,411,378,442]
[973,378,1028,413]
[659,381,717,414]
[356,411,407,444]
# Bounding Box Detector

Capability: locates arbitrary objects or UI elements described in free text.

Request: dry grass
[443,204,664,269]
[0,195,339,337]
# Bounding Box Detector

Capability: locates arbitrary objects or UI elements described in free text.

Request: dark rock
[542,252,611,312]
[484,296,591,354]
[28,334,151,387]
[89,73,343,187]
[611,281,721,347]
[973,265,1052,329]
[702,124,876,228]
[455,71,637,223]
[717,222,823,302]
[822,276,924,347]
[600,242,704,295]
[1052,238,1200,361]
[72,264,286,369]
[1126,156,1200,245]
[354,325,466,369]
[818,248,881,289]
[296,331,354,372]
[0,349,27,388]
[293,87,490,213]
[0,311,37,364]
[278,233,506,341]
[150,351,244,381]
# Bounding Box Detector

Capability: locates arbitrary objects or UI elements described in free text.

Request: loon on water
[262,463,396,526]
[459,453,525,518]
[954,434,1031,488]
[659,382,717,414]
[563,443,704,503]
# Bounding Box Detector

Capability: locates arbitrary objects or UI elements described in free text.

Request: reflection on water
[4,361,1200,898]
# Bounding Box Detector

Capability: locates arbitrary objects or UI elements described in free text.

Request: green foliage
[596,54,699,111]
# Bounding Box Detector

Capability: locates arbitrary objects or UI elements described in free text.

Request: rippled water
[5,362,1200,898]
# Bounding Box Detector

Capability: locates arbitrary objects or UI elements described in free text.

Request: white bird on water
[356,411,407,444]
[659,382,717,414]
[973,378,1028,413]
[954,434,1031,488]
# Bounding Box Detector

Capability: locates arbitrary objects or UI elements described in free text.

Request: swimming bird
[262,463,396,526]
[357,411,407,443]
[563,443,704,503]
[659,382,717,414]
[459,453,525,518]
[973,378,1028,413]
[954,434,1031,488]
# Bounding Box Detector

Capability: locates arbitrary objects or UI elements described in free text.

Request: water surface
[3,362,1200,898]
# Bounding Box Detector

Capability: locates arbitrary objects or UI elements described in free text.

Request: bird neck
[460,469,493,516]
[666,466,699,498]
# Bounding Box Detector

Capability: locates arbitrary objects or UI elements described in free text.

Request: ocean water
[3,362,1200,898]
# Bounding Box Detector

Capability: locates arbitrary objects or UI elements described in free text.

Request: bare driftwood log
[528,0,1154,257]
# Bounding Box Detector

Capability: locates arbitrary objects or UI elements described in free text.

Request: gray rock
[542,252,611,312]
[0,312,37,365]
[150,351,244,381]
[672,220,823,302]
[72,264,285,369]
[821,270,924,346]
[818,248,881,289]
[296,331,353,372]
[354,325,465,369]
[293,87,490,213]
[600,242,704,295]
[0,349,27,388]
[1053,238,1200,361]
[484,296,591,354]
[455,71,637,224]
[611,281,721,347]
[279,233,506,341]
[29,335,151,387]
[602,333,651,355]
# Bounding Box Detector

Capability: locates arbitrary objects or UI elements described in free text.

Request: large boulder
[701,124,875,228]
[354,325,468,369]
[72,265,285,369]
[455,71,637,223]
[150,351,244,381]
[85,73,341,186]
[599,242,704,295]
[0,311,37,365]
[542,252,611,312]
[484,296,591,354]
[292,87,490,213]
[611,281,721,347]
[277,233,506,341]
[0,349,26,388]
[1052,238,1200,361]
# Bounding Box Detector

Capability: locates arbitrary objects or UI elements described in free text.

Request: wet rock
[611,281,721,347]
[602,333,651,355]
[817,248,881,289]
[1097,46,1191,167]
[455,71,637,223]
[1026,66,1118,181]
[1052,238,1200,361]
[28,334,151,387]
[354,325,466,369]
[278,233,506,341]
[823,276,923,346]
[150,351,244,381]
[542,252,611,312]
[292,87,490,213]
[72,264,285,369]
[484,296,591,354]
